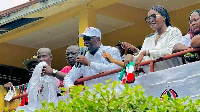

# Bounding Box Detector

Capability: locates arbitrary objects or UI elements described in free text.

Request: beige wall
[0,43,37,69]
[51,45,70,70]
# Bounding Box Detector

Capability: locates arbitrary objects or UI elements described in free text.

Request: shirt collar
[154,26,172,36]
[88,44,103,56]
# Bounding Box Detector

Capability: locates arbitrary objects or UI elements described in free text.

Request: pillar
[79,8,97,47]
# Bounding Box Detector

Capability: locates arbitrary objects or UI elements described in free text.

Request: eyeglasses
[189,18,200,24]
[83,36,95,41]
[145,14,161,23]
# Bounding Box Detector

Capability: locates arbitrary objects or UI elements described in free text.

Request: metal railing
[7,48,200,111]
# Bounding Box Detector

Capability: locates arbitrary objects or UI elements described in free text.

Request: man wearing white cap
[43,27,121,90]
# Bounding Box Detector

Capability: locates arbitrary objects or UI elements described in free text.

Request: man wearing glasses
[43,27,122,91]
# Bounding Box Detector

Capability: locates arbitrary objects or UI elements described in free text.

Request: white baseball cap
[78,27,101,39]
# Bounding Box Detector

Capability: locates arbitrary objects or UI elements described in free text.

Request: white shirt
[64,44,121,89]
[134,26,183,72]
[179,34,191,47]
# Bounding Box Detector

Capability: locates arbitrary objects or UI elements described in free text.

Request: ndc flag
[129,61,200,100]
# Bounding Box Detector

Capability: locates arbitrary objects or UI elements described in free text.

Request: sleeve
[60,67,67,73]
[148,27,182,60]
[131,38,147,61]
[90,48,121,73]
[179,34,190,47]
[63,66,83,90]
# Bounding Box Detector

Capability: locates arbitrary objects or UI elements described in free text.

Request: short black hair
[151,5,172,27]
[115,44,125,53]
[115,44,121,47]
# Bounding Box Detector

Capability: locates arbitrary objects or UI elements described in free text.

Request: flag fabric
[129,61,200,100]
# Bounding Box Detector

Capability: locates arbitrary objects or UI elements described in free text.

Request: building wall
[51,45,70,70]
[0,42,69,70]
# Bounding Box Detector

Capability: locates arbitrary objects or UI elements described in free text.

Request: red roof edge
[0,0,47,18]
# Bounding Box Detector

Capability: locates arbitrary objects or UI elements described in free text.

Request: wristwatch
[52,69,58,77]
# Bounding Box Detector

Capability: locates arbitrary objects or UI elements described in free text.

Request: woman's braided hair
[151,5,172,27]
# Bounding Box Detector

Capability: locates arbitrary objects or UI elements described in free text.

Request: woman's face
[190,12,200,34]
[146,10,166,30]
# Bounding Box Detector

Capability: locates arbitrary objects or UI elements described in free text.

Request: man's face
[66,46,79,66]
[83,36,100,53]
[37,50,52,65]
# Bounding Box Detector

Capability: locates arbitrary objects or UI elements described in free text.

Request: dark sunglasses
[145,14,161,23]
[83,36,95,41]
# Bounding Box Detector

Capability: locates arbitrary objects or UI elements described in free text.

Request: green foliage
[9,80,200,112]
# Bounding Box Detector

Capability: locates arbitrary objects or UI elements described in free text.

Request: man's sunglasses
[83,36,95,41]
[145,14,161,23]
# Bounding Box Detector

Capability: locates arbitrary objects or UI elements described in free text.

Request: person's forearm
[191,35,200,48]
[55,71,66,81]
[112,59,124,67]
[173,44,188,53]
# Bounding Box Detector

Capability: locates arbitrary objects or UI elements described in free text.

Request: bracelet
[145,50,149,56]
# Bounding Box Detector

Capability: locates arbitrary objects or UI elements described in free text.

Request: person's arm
[173,34,191,53]
[111,59,124,67]
[172,43,188,53]
[102,51,124,67]
[63,66,82,90]
[43,66,67,81]
[112,59,124,67]
[191,35,200,48]
[55,71,67,81]
[148,28,182,60]
[90,48,121,73]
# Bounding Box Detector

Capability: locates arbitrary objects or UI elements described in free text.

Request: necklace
[155,29,167,45]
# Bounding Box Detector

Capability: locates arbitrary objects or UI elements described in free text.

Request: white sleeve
[90,48,121,73]
[63,66,83,90]
[179,34,191,47]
